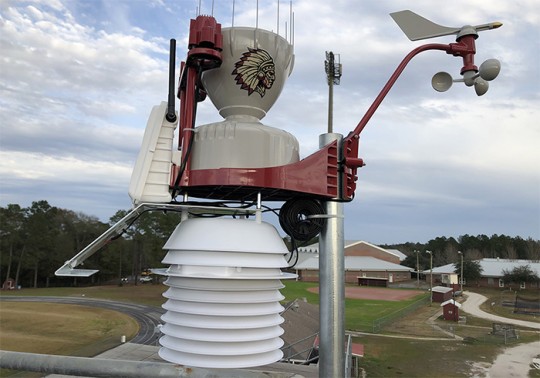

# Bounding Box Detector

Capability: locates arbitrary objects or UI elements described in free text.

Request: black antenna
[166,39,177,123]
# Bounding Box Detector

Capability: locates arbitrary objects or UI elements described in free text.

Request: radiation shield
[156,217,296,369]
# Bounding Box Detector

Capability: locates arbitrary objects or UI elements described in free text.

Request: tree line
[1,200,539,288]
[0,200,182,289]
[383,235,540,273]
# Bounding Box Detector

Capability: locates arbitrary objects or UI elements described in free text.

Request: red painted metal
[171,16,223,197]
[172,16,479,202]
[172,139,340,201]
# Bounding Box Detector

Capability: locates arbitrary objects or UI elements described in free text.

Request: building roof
[297,240,407,261]
[441,299,461,308]
[432,286,453,293]
[386,249,408,261]
[295,256,413,272]
[428,258,540,278]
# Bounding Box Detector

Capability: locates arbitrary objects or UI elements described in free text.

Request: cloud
[0,0,538,243]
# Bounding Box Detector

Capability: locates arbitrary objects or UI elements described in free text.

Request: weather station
[25,3,502,378]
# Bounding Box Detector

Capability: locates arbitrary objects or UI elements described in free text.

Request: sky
[1,0,539,245]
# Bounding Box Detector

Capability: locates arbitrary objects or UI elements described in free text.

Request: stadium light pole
[458,251,463,292]
[325,51,342,133]
[320,51,344,378]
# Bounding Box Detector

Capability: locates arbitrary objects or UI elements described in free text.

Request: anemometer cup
[431,72,453,92]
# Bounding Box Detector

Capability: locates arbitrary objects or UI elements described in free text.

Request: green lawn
[2,283,538,377]
[281,281,429,331]
[356,334,504,377]
[0,282,429,331]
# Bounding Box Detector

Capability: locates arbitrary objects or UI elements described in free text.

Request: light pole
[458,251,464,292]
[426,250,433,304]
[325,51,342,133]
[414,250,419,287]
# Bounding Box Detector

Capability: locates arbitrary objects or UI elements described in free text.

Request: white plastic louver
[157,217,296,368]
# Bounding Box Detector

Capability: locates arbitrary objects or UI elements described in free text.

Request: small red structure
[441,299,461,321]
[431,286,453,303]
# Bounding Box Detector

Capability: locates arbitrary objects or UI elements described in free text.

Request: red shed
[431,286,453,303]
[441,299,461,321]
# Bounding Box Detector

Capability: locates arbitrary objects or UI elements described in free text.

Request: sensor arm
[345,36,478,142]
[342,36,477,198]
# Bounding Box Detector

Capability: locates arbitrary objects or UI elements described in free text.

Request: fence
[348,294,524,346]
[370,295,431,333]
[347,295,430,333]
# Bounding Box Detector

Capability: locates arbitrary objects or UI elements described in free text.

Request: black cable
[170,65,202,200]
[279,198,325,241]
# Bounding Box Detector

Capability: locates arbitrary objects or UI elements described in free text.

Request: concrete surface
[462,291,540,330]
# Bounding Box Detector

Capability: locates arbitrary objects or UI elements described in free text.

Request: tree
[502,265,540,289]
[0,204,25,284]
[454,259,483,286]
[24,201,59,288]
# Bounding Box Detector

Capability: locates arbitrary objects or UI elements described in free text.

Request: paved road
[461,291,540,378]
[461,291,540,330]
[488,340,540,378]
[0,296,165,345]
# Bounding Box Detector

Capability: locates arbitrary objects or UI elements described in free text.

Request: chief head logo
[232,48,276,97]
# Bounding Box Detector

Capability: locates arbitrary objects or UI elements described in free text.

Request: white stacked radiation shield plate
[157,217,296,368]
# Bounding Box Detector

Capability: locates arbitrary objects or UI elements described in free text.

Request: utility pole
[427,250,433,304]
[325,51,342,133]
[458,251,464,292]
[415,250,419,287]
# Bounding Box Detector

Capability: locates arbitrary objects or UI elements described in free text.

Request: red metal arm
[342,36,477,199]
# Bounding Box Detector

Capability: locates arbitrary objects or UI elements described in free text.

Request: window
[520,282,526,289]
[498,279,504,288]
[459,277,466,285]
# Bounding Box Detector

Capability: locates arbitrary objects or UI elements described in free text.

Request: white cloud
[0,151,132,182]
[0,0,538,242]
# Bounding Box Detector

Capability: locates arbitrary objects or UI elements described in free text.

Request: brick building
[429,258,540,290]
[294,241,412,285]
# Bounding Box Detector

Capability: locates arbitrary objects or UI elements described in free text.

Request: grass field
[0,302,139,377]
[0,302,139,355]
[0,284,166,307]
[1,282,538,377]
[0,281,428,331]
[355,334,503,377]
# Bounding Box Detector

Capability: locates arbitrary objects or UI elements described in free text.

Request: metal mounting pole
[318,133,345,378]
[0,350,292,378]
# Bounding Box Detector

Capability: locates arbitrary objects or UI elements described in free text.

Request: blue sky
[1,0,539,244]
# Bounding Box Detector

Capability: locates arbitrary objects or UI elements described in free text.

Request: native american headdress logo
[232,48,276,97]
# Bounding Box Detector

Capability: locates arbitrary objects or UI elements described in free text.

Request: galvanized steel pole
[0,351,300,378]
[318,133,345,378]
